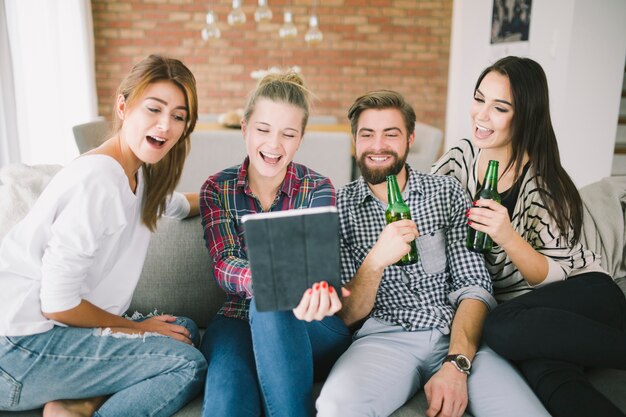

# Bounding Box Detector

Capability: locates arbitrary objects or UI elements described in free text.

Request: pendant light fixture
[305,0,323,44]
[254,0,272,23]
[305,16,322,44]
[201,9,221,41]
[227,0,246,26]
[278,9,297,39]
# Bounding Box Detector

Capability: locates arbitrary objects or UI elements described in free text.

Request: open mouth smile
[147,135,167,147]
[260,150,283,164]
[364,153,396,166]
[475,123,494,139]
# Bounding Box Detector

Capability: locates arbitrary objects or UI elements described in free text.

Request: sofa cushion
[580,176,626,280]
[0,163,62,240]
[128,217,224,328]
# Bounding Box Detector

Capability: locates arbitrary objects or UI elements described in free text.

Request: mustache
[361,150,399,159]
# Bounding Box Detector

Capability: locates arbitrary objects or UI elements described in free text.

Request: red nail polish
[307,289,312,295]
[468,221,472,225]
[314,284,320,291]
[473,201,478,206]
[329,286,334,293]
[322,281,328,289]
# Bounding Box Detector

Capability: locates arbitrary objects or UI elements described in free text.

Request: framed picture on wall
[491,0,532,44]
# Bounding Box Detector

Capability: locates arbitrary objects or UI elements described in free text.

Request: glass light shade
[279,10,297,39]
[254,0,272,22]
[201,11,221,41]
[305,15,323,44]
[228,0,246,26]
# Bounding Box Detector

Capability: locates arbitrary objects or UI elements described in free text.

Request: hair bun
[258,70,305,89]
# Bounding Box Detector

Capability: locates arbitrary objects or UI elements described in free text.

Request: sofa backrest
[176,129,354,193]
[579,175,626,280]
[406,122,444,173]
[177,130,247,193]
[129,217,224,328]
[72,119,111,154]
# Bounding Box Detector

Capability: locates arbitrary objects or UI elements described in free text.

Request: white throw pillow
[0,163,62,240]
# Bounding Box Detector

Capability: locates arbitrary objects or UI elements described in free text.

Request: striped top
[200,158,335,320]
[431,139,605,302]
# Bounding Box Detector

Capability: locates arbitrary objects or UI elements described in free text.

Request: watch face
[456,355,471,370]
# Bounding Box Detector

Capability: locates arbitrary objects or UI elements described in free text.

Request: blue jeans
[200,299,351,417]
[0,317,207,416]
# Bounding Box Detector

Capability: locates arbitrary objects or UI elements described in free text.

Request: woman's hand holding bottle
[468,199,516,248]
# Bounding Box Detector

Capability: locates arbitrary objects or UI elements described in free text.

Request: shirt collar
[237,157,300,198]
[353,164,424,205]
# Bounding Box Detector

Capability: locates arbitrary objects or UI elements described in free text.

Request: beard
[358,148,409,185]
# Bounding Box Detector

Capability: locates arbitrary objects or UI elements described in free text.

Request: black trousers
[484,272,626,417]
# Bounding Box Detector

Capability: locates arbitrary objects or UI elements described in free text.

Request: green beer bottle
[467,160,501,253]
[385,175,418,266]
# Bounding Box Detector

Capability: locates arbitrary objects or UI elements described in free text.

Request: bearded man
[315,91,550,417]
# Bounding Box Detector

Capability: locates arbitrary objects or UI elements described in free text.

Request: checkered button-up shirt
[338,166,496,332]
[200,158,335,320]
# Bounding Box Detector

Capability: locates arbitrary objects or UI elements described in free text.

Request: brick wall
[92,0,452,130]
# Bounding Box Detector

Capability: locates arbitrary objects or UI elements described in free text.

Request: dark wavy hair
[112,54,198,231]
[476,56,582,244]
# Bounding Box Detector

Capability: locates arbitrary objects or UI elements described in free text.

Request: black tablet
[242,206,341,312]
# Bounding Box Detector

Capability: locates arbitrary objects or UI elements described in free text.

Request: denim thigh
[199,314,262,417]
[0,318,206,412]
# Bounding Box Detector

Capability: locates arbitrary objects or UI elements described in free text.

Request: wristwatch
[443,354,472,375]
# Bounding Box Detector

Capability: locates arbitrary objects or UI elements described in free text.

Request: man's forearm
[338,255,385,327]
[447,298,489,359]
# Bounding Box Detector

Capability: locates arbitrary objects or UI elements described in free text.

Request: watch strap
[443,354,471,375]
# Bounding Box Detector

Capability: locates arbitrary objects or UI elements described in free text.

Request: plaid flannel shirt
[338,166,496,332]
[200,158,335,320]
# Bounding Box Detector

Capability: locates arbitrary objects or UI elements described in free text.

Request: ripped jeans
[0,316,207,416]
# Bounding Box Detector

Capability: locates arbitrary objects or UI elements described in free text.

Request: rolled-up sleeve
[200,178,253,299]
[163,192,190,220]
[445,179,496,309]
[448,286,497,311]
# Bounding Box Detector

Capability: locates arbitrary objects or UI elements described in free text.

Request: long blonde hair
[112,54,198,231]
[243,71,311,134]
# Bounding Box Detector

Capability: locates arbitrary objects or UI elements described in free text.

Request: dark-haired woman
[432,55,626,417]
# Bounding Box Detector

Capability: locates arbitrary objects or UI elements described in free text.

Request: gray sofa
[123,213,626,417]
[2,176,626,417]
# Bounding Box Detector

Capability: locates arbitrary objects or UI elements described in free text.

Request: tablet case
[242,206,341,312]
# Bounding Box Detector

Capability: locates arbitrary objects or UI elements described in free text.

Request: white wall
[445,0,626,187]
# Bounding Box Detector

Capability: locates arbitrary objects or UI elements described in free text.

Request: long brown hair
[475,56,582,244]
[112,54,198,231]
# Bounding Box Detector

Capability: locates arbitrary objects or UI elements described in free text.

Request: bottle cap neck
[483,160,499,189]
[387,175,402,203]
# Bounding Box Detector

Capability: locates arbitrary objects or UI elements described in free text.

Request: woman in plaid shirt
[198,72,351,417]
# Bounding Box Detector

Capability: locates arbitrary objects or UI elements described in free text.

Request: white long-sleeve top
[0,155,189,336]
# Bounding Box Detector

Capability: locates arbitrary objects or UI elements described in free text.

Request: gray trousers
[316,318,550,417]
